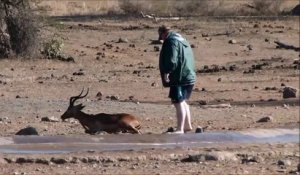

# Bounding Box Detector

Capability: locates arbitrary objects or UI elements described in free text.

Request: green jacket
[159,32,196,87]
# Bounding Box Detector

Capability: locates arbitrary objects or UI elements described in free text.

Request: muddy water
[0,128,298,154]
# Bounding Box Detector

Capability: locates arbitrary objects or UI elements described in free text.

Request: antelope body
[61,89,141,134]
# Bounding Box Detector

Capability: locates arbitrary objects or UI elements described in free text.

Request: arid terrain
[0,10,299,175]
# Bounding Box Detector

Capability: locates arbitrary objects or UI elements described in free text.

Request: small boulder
[195,126,204,133]
[278,159,292,166]
[15,127,38,135]
[154,46,160,52]
[283,86,297,98]
[228,39,237,44]
[41,116,59,122]
[257,116,273,123]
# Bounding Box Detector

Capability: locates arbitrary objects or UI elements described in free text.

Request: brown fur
[61,89,141,134]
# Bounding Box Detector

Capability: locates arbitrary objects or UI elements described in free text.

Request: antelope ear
[76,104,85,110]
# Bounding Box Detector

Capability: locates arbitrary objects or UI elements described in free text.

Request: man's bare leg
[173,102,186,134]
[183,101,193,132]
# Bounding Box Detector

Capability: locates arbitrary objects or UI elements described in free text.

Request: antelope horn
[70,88,87,106]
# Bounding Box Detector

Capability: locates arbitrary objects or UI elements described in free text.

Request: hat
[158,25,170,34]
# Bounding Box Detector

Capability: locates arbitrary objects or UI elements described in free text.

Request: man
[158,25,196,134]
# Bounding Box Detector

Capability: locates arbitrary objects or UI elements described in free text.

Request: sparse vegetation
[250,0,284,16]
[42,36,64,59]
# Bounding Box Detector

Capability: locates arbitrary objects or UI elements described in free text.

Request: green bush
[42,36,64,59]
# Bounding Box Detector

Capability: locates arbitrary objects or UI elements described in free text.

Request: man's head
[158,25,170,41]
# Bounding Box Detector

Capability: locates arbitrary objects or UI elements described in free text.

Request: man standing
[158,25,196,134]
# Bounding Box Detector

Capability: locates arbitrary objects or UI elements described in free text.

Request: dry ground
[0,16,299,174]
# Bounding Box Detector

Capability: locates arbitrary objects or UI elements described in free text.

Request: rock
[15,127,38,135]
[41,116,59,122]
[265,38,269,42]
[217,78,222,82]
[253,24,260,28]
[205,37,212,41]
[202,33,208,37]
[198,100,207,105]
[151,82,157,87]
[182,151,238,162]
[154,46,160,52]
[247,44,253,50]
[35,158,50,165]
[50,158,68,164]
[195,126,204,133]
[257,116,273,123]
[297,163,300,172]
[191,44,196,48]
[117,38,129,43]
[16,157,35,164]
[283,86,297,98]
[278,159,292,166]
[110,95,120,101]
[96,91,103,100]
[242,156,264,164]
[228,39,237,44]
[166,127,174,133]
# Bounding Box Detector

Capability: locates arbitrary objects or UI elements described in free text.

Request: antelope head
[61,88,89,121]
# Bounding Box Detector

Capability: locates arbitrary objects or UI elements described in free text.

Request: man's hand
[164,73,170,83]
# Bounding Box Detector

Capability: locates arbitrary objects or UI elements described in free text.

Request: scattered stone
[195,126,204,133]
[228,39,237,44]
[110,95,120,101]
[16,95,21,98]
[117,38,129,43]
[242,156,264,164]
[281,83,286,86]
[73,71,85,76]
[257,116,273,123]
[265,87,277,91]
[35,158,50,165]
[182,151,238,162]
[253,24,260,28]
[205,37,212,41]
[41,116,59,122]
[15,127,38,135]
[247,44,253,50]
[282,104,289,109]
[283,86,297,99]
[15,157,35,164]
[278,159,292,166]
[96,91,103,100]
[166,127,174,133]
[50,157,68,164]
[265,38,269,42]
[202,33,208,37]
[217,78,222,82]
[151,82,157,87]
[154,46,160,52]
[198,100,207,105]
[191,44,196,48]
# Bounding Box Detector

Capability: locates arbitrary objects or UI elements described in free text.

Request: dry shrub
[119,0,143,16]
[42,36,64,59]
[251,0,283,16]
[0,0,40,58]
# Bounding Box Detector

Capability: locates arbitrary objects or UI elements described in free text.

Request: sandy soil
[0,16,299,174]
